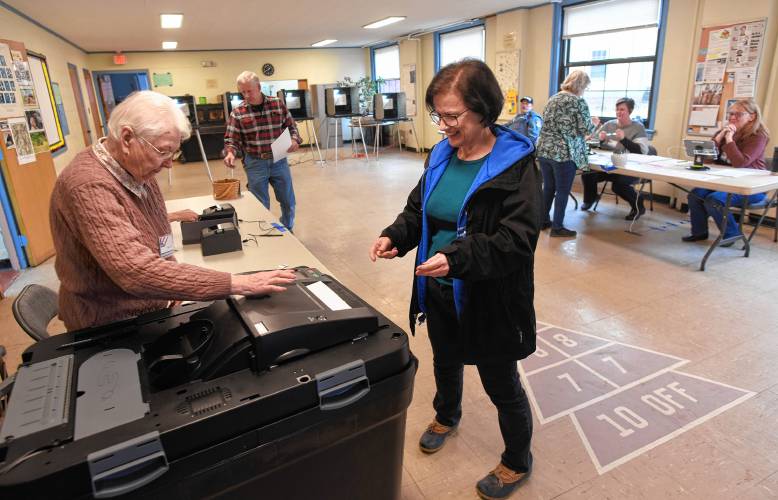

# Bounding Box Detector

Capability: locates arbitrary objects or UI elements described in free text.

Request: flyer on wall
[8,116,35,164]
[0,43,24,119]
[0,119,14,149]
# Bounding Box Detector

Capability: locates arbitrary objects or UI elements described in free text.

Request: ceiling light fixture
[160,14,183,29]
[363,16,406,29]
[162,41,178,50]
[311,39,337,47]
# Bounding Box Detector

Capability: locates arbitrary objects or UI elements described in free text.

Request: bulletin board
[686,18,766,136]
[0,38,57,266]
[27,51,66,152]
[495,50,520,121]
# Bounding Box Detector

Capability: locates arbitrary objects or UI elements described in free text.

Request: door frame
[82,69,105,139]
[67,62,92,147]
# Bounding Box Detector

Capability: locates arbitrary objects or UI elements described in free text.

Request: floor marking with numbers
[521,322,756,473]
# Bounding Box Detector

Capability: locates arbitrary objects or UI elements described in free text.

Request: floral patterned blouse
[536,92,596,170]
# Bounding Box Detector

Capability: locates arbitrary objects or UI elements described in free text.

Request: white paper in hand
[271,128,292,163]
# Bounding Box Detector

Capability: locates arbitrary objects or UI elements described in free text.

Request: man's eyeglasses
[135,134,182,161]
[430,109,469,127]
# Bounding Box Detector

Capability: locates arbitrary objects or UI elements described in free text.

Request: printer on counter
[181,204,238,244]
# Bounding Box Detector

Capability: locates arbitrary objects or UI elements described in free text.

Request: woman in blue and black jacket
[369,59,542,500]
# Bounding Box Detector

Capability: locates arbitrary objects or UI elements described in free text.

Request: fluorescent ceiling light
[363,16,406,29]
[162,41,178,50]
[160,14,183,29]
[311,39,337,47]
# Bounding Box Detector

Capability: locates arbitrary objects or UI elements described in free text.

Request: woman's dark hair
[616,97,635,113]
[425,59,504,127]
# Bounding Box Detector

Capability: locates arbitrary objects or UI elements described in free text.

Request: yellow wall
[1,7,93,172]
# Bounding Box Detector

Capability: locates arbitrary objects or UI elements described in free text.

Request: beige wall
[1,7,93,172]
[5,1,776,164]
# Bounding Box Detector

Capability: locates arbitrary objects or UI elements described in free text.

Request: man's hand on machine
[230,270,297,296]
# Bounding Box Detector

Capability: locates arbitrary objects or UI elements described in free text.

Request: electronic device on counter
[684,139,717,170]
[0,267,414,499]
[181,204,238,244]
[201,222,242,256]
[373,92,407,121]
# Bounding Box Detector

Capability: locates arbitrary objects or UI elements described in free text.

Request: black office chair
[0,344,9,417]
[730,149,778,244]
[593,145,656,212]
[12,284,59,342]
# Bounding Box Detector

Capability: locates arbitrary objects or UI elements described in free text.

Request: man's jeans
[243,155,296,230]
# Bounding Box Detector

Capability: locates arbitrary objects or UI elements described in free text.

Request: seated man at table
[682,98,770,244]
[581,97,650,220]
[50,90,296,331]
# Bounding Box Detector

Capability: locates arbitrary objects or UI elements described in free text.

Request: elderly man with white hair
[50,90,296,331]
[224,70,301,231]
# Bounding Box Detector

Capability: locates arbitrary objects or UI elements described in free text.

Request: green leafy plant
[337,76,385,114]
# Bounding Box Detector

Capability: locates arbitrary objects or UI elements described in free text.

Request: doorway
[92,71,151,125]
[67,62,93,146]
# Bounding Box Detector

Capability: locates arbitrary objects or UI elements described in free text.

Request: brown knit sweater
[50,148,232,331]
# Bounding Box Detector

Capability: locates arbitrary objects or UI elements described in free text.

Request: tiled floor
[2,148,777,498]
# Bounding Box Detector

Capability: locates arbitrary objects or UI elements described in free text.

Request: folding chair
[593,145,656,211]
[729,150,778,243]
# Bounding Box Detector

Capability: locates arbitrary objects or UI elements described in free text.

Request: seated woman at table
[50,90,296,331]
[683,98,770,243]
[581,97,650,220]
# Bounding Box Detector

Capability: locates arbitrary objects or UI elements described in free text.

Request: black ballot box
[0,268,416,499]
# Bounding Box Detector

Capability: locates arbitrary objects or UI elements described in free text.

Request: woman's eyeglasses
[726,111,751,118]
[430,109,469,127]
[135,134,182,161]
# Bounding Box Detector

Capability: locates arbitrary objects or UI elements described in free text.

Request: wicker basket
[212,169,241,200]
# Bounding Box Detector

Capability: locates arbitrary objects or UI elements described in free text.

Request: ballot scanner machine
[0,268,416,499]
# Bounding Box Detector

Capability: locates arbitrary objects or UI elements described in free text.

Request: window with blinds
[440,25,485,68]
[561,0,663,125]
[374,44,400,80]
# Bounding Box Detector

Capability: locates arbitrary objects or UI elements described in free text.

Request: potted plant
[337,76,385,115]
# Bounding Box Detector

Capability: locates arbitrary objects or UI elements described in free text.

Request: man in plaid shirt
[224,71,302,230]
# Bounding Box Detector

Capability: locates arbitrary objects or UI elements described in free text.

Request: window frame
[552,0,669,130]
[433,20,485,73]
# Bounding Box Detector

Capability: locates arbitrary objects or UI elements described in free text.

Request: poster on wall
[25,109,43,131]
[734,68,756,97]
[706,29,730,60]
[0,120,13,149]
[8,116,34,163]
[10,50,32,86]
[692,83,723,106]
[0,43,24,119]
[495,50,520,120]
[727,21,765,69]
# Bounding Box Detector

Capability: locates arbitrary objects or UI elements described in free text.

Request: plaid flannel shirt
[224,94,301,157]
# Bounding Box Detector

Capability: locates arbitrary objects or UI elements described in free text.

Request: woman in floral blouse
[536,70,597,238]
